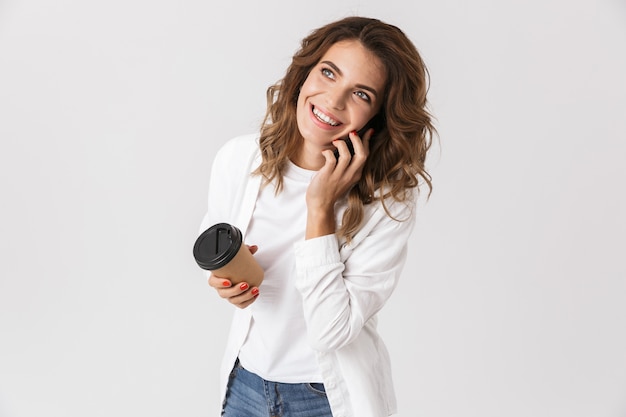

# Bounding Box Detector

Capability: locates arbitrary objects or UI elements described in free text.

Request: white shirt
[238,161,322,382]
[199,134,417,417]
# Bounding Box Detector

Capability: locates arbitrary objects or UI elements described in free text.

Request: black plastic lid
[193,223,243,270]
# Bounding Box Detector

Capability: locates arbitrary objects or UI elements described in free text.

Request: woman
[199,16,435,417]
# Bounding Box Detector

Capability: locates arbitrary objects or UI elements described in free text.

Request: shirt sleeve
[197,134,261,279]
[198,134,260,234]
[293,198,416,352]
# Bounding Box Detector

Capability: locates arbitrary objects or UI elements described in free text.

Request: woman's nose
[326,87,348,110]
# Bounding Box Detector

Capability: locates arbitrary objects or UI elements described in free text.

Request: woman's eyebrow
[320,60,379,99]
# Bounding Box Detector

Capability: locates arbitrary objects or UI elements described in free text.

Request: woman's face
[295,39,386,167]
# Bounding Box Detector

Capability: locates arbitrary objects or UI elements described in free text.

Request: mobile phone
[333,120,375,161]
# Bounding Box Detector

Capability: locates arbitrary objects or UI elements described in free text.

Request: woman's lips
[310,105,343,130]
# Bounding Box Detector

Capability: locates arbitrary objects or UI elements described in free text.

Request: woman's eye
[321,68,334,79]
[355,91,370,102]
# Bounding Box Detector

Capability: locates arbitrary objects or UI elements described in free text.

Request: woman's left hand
[305,128,372,239]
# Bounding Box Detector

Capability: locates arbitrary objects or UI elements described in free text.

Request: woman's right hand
[207,245,260,309]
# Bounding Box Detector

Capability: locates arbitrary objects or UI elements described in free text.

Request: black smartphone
[333,119,376,161]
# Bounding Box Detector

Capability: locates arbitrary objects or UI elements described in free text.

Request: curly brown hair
[254,16,436,242]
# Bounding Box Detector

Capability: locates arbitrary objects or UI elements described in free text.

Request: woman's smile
[312,105,341,127]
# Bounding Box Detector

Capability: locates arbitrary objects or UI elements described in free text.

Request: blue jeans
[222,360,333,417]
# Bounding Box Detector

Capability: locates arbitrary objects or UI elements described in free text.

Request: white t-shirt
[237,160,322,383]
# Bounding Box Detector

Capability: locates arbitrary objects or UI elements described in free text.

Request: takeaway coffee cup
[193,223,264,288]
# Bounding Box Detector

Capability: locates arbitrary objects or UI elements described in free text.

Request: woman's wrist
[305,208,335,239]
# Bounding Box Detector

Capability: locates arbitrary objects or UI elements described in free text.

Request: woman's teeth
[313,107,340,126]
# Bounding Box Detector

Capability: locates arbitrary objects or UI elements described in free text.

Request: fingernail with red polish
[351,130,358,135]
[222,280,231,287]
[251,288,259,296]
[239,283,249,291]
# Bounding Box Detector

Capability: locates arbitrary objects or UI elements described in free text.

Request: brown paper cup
[193,223,264,287]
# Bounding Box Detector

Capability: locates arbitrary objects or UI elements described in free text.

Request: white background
[1,0,625,416]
